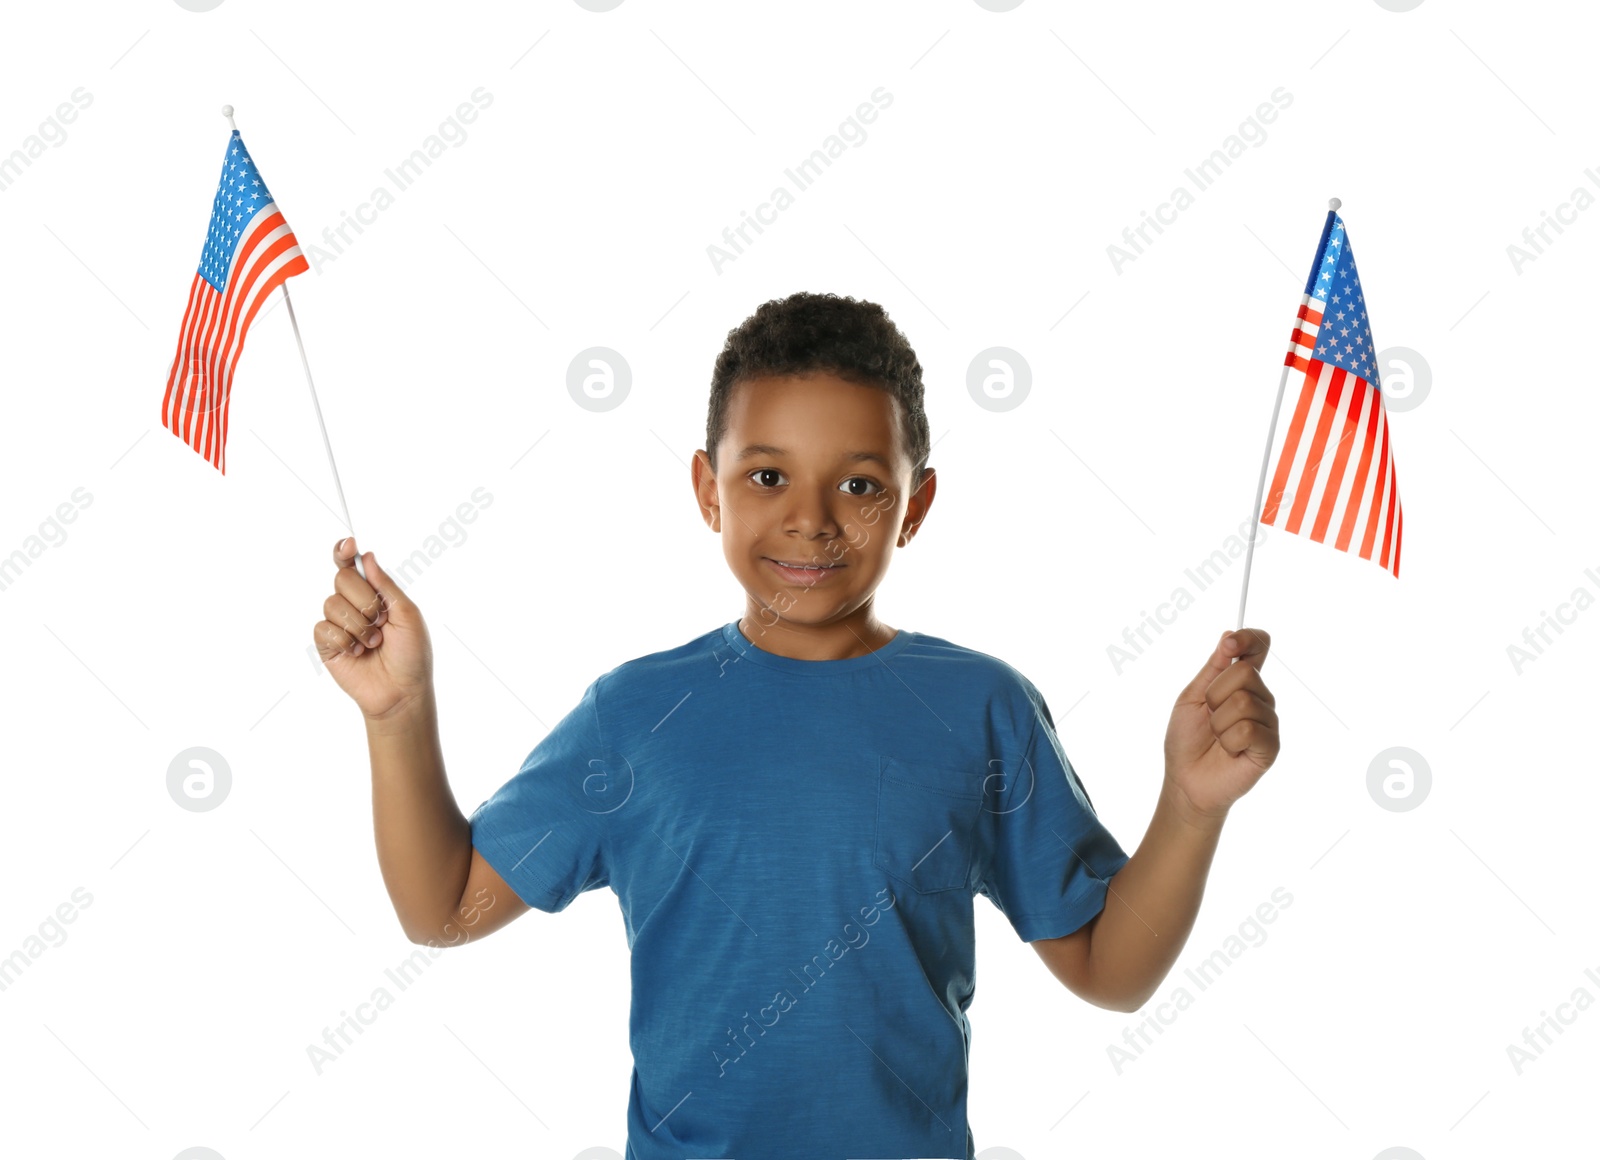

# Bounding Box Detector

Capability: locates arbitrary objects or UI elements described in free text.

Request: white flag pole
[1234,196,1341,631]
[222,103,367,583]
[282,281,366,582]
[1234,362,1292,632]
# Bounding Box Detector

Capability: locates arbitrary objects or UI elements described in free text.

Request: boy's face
[692,372,936,635]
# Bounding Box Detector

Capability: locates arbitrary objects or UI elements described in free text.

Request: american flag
[161,130,308,474]
[1260,211,1403,578]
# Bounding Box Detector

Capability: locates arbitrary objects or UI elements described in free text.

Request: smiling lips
[764,557,844,584]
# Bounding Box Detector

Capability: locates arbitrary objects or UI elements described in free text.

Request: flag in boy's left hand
[161,129,308,474]
[1259,210,1403,577]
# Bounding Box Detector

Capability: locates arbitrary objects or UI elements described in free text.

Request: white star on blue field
[1310,215,1380,390]
[196,131,274,293]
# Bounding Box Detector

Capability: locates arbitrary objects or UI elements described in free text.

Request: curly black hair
[704,291,931,486]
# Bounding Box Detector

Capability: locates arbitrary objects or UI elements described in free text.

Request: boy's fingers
[1228,628,1272,671]
[314,617,364,661]
[334,536,360,568]
[1216,718,1272,761]
[360,551,414,620]
[1208,687,1277,739]
[1204,659,1275,711]
[324,592,384,649]
[334,554,382,624]
[1177,628,1274,705]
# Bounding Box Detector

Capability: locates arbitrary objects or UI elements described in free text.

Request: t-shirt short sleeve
[469,678,615,914]
[978,694,1131,942]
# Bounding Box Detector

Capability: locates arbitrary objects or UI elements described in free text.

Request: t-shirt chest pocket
[873,755,986,894]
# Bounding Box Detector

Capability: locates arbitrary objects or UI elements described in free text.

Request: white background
[0,1,1594,1157]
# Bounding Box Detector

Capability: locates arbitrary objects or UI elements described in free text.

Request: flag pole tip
[221,104,237,131]
[1328,197,1342,211]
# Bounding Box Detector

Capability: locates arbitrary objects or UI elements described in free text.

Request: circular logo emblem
[1366,747,1431,813]
[967,346,1031,412]
[567,347,632,412]
[167,747,232,812]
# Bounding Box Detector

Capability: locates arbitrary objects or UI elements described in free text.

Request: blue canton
[1307,214,1380,389]
[197,131,275,293]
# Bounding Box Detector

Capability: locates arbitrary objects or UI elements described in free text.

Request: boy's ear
[691,449,720,532]
[898,466,936,547]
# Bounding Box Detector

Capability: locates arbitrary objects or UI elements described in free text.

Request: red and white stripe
[1261,293,1403,578]
[161,201,309,474]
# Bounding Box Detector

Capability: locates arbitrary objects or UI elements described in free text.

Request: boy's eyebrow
[734,443,893,469]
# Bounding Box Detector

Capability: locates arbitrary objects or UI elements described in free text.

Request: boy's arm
[1033,628,1278,1013]
[1031,782,1225,1012]
[318,541,530,946]
[367,690,530,946]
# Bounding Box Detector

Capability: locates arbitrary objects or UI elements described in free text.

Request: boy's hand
[1161,628,1280,825]
[314,537,435,721]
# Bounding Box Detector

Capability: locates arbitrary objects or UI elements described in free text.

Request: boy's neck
[735,608,898,662]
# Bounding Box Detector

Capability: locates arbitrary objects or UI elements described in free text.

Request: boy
[315,291,1280,1159]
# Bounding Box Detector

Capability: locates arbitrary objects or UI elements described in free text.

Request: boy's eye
[746,469,884,497]
[839,477,883,497]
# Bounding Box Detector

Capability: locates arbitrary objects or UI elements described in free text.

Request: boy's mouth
[763,557,845,584]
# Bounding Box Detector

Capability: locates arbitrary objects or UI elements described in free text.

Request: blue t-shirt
[469,620,1130,1160]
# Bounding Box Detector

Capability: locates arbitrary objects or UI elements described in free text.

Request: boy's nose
[782,491,841,535]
